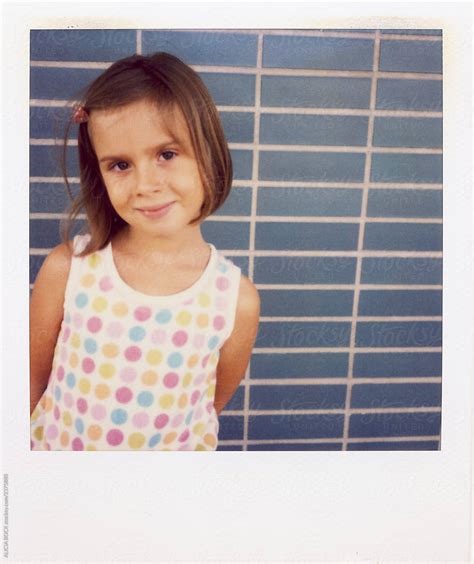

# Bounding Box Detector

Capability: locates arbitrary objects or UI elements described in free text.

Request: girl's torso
[30,233,241,451]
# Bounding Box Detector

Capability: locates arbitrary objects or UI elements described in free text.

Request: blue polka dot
[84,338,97,354]
[208,336,219,350]
[218,262,228,273]
[66,372,76,389]
[75,418,84,434]
[75,293,88,308]
[137,391,154,407]
[167,352,183,368]
[111,409,128,425]
[54,386,62,401]
[148,434,162,447]
[129,326,146,342]
[155,309,172,324]
[185,410,194,425]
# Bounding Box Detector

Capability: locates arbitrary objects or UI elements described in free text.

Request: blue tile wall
[30,29,442,451]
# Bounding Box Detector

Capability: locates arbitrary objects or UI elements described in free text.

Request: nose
[135,161,164,195]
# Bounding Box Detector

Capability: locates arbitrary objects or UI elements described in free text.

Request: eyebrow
[98,137,181,164]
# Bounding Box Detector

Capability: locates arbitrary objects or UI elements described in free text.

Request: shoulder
[234,273,260,327]
[37,241,73,283]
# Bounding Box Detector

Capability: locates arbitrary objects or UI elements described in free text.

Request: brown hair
[60,52,233,257]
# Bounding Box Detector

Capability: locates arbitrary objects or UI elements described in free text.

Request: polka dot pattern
[30,234,241,452]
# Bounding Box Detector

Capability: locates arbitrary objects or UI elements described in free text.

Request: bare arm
[214,275,260,416]
[30,242,72,416]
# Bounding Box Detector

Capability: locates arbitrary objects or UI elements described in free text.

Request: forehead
[88,98,192,150]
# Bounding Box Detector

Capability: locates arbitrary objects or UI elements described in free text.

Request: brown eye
[160,151,176,161]
[111,161,129,171]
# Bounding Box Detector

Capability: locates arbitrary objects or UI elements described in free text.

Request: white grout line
[342,30,381,451]
[251,347,441,353]
[136,30,142,55]
[257,316,442,322]
[237,377,442,385]
[242,32,263,450]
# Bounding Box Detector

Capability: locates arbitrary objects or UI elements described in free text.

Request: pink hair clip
[73,104,89,124]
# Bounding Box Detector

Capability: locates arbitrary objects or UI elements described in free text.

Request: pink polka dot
[107,321,124,339]
[213,315,225,331]
[172,330,188,347]
[82,357,95,373]
[163,372,179,388]
[46,424,58,440]
[116,387,133,403]
[77,398,88,414]
[216,276,229,291]
[73,313,83,329]
[57,366,65,381]
[91,404,106,420]
[216,296,228,311]
[106,429,124,446]
[193,334,205,348]
[132,412,149,428]
[201,354,210,368]
[119,366,137,382]
[87,317,102,333]
[206,401,214,414]
[190,390,200,406]
[195,406,204,419]
[171,413,184,428]
[99,276,113,292]
[151,329,166,345]
[193,372,206,386]
[64,392,74,408]
[72,437,84,450]
[134,306,151,321]
[62,326,71,342]
[125,346,141,362]
[154,413,169,429]
[183,298,194,305]
[60,346,68,362]
[178,429,190,442]
[54,405,60,420]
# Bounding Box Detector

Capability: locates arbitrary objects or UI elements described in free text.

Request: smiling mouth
[137,202,175,212]
[136,201,175,218]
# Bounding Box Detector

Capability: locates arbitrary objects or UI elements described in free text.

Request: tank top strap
[212,252,242,344]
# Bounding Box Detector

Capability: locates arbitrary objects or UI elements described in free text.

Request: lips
[137,202,175,212]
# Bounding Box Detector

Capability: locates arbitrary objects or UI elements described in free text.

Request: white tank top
[30,233,242,451]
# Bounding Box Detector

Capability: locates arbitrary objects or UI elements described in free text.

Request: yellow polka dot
[195,444,206,451]
[60,431,69,447]
[78,378,90,394]
[95,383,110,399]
[71,333,81,348]
[88,253,101,268]
[80,273,95,287]
[112,302,128,317]
[182,372,192,387]
[203,433,217,448]
[178,393,188,409]
[86,445,97,451]
[163,431,177,444]
[198,293,211,307]
[63,411,72,426]
[92,296,108,313]
[197,313,209,328]
[44,396,53,412]
[193,422,205,436]
[33,426,44,441]
[187,354,199,368]
[159,394,175,409]
[146,349,162,365]
[99,363,115,379]
[128,433,146,449]
[209,353,219,367]
[70,352,79,368]
[141,370,158,386]
[87,425,102,440]
[102,343,119,358]
[206,383,216,398]
[176,310,192,326]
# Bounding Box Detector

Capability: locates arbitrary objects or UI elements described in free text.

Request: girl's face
[89,98,205,240]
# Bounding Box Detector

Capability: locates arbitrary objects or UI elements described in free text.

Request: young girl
[30,52,260,451]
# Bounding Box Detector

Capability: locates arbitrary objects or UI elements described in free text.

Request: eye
[160,151,176,161]
[110,161,129,172]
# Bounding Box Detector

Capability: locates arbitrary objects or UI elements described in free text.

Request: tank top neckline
[102,238,218,305]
